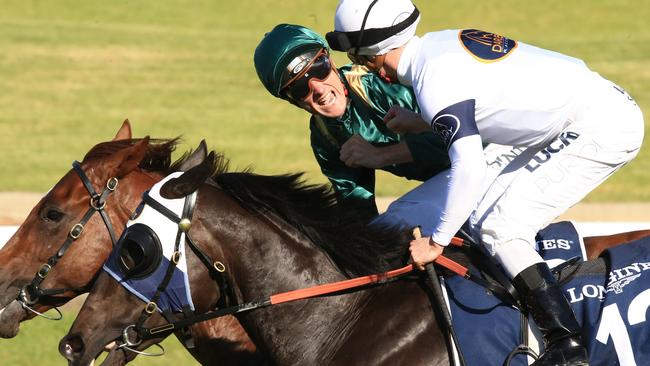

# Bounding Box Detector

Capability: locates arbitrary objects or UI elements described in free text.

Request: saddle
[427,221,606,366]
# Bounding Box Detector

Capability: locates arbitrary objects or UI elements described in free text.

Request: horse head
[0,120,261,364]
[59,151,445,366]
[0,120,152,338]
[0,119,213,338]
[58,150,231,366]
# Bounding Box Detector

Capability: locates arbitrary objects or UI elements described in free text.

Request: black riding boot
[512,263,589,366]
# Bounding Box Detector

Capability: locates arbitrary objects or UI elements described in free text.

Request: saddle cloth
[445,221,650,366]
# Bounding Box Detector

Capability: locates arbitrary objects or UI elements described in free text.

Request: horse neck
[209,195,374,364]
[113,169,162,216]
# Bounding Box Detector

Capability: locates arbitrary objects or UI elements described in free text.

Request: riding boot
[512,263,589,366]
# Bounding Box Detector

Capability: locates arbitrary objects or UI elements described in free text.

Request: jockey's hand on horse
[340,134,386,168]
[383,105,430,134]
[410,236,445,271]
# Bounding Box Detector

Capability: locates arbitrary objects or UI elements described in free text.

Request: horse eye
[43,208,65,222]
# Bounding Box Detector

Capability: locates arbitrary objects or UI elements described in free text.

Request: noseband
[17,160,119,319]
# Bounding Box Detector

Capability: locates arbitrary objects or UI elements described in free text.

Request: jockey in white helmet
[328,1,644,365]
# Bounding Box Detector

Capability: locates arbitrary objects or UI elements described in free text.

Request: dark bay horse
[59,150,650,366]
[0,121,259,365]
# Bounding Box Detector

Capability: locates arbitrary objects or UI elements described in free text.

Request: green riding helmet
[254,24,328,99]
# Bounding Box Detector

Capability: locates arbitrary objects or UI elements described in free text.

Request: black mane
[215,172,413,277]
[88,139,413,277]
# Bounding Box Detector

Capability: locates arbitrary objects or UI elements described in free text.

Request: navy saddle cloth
[444,221,650,366]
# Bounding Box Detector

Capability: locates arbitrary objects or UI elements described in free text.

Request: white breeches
[376,77,643,279]
[376,143,522,237]
[479,77,644,278]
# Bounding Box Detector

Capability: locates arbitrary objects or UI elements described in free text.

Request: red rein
[270,236,470,305]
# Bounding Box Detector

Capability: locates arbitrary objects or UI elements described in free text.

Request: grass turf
[0,1,649,362]
[1,0,649,200]
[0,309,198,365]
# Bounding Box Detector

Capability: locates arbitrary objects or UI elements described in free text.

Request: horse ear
[178,140,208,172]
[113,119,132,141]
[110,136,150,178]
[160,151,216,199]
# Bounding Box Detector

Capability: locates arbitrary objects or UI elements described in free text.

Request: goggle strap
[326,6,419,52]
[281,48,326,91]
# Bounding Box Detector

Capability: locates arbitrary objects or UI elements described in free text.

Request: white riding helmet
[327,0,420,56]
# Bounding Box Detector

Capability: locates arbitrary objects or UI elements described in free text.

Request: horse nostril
[59,334,85,360]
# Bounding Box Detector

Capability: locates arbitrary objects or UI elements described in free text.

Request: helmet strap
[353,0,380,56]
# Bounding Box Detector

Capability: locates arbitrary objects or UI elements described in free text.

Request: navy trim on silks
[459,30,518,62]
[430,99,478,149]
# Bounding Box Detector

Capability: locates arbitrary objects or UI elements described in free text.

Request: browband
[326,7,419,52]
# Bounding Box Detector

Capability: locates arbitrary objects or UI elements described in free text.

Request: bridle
[17,160,119,320]
[117,188,233,356]
[113,180,531,361]
[115,183,413,354]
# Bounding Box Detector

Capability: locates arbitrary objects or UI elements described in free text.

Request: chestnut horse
[0,121,260,365]
[59,149,650,366]
[1,122,648,364]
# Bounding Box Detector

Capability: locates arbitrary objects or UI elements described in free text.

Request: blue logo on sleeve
[459,29,518,62]
[431,99,478,148]
[432,114,460,146]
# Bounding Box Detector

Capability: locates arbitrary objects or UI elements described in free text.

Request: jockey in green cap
[254,24,450,218]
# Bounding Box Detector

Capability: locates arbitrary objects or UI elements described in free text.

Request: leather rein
[123,186,518,349]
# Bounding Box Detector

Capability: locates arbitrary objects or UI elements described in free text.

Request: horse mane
[82,138,231,175]
[214,172,413,277]
[86,139,412,276]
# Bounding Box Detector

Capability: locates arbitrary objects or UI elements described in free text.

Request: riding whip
[413,226,467,366]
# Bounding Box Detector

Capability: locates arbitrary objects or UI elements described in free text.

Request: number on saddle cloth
[443,232,650,366]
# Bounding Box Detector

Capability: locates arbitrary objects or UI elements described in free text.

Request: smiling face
[293,66,348,118]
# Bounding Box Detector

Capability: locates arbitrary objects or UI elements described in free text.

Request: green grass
[0,0,649,200]
[1,2,650,363]
[0,310,198,365]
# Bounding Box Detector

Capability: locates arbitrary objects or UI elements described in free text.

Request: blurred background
[1,0,649,364]
[1,0,649,199]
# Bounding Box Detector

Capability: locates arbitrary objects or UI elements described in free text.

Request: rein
[121,183,521,355]
[18,161,119,319]
[136,244,512,342]
[138,264,417,342]
[130,224,506,345]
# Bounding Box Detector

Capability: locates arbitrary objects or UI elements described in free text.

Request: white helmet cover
[330,0,420,55]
